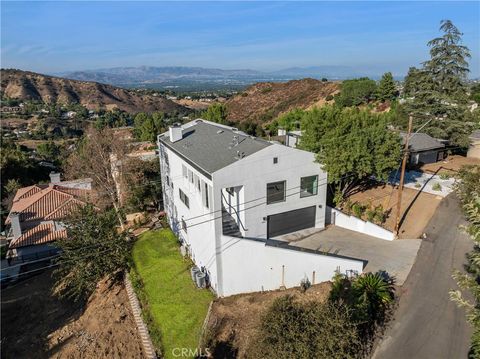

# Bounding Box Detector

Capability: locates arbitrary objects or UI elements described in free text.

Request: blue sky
[1,1,479,77]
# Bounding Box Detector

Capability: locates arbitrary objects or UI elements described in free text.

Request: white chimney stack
[169,124,183,143]
[9,212,22,240]
[50,172,61,184]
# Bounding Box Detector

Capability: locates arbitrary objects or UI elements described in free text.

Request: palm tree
[353,272,395,324]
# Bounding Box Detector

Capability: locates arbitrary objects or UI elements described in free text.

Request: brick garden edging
[124,272,157,359]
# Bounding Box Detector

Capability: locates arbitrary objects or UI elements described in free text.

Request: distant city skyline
[1,1,479,78]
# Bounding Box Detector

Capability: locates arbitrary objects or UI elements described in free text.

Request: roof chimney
[50,172,61,184]
[9,212,22,240]
[169,124,183,143]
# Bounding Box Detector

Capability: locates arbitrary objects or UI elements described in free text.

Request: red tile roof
[7,181,93,248]
[9,222,67,249]
[7,185,91,224]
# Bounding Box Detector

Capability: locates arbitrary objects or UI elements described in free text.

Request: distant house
[5,173,93,259]
[467,130,480,159]
[400,132,447,165]
[277,128,302,148]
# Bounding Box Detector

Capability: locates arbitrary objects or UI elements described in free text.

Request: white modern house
[157,119,364,296]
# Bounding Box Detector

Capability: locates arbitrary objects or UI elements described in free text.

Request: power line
[183,182,328,230]
[0,241,119,272]
[4,246,123,279]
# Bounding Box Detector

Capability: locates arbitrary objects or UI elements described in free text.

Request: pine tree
[424,20,471,99]
[377,72,397,102]
[401,20,473,146]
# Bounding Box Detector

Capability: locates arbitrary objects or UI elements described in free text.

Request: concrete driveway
[288,226,422,285]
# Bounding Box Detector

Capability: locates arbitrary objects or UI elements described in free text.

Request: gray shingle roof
[400,132,445,152]
[159,120,271,177]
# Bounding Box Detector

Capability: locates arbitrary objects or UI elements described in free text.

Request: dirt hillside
[1,270,145,359]
[226,78,339,123]
[1,69,188,114]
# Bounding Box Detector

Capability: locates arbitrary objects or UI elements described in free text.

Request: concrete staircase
[222,208,242,237]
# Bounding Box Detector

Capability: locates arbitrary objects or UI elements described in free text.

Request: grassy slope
[131,229,213,358]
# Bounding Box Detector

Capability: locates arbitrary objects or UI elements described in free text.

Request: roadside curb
[124,272,157,359]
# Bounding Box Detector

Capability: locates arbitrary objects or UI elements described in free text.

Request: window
[181,217,187,232]
[204,183,210,208]
[166,175,170,187]
[300,175,318,198]
[194,174,200,191]
[179,188,190,208]
[273,157,278,164]
[267,181,286,204]
[188,169,194,184]
[182,164,187,179]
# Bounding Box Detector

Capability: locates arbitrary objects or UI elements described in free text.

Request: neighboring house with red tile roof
[6,172,93,259]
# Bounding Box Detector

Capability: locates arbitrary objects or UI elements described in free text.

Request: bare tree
[65,126,128,228]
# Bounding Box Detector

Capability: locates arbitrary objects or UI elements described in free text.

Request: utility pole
[394,115,413,237]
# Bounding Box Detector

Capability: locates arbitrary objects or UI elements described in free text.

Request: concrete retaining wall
[326,206,395,241]
[219,235,365,296]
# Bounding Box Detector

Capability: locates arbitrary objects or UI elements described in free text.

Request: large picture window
[300,175,318,198]
[267,181,286,204]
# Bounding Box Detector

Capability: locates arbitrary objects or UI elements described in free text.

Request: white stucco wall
[219,235,364,296]
[158,129,330,296]
[158,143,220,293]
[326,206,395,241]
[213,144,328,239]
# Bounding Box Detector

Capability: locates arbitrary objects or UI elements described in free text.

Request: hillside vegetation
[1,69,188,113]
[225,78,339,123]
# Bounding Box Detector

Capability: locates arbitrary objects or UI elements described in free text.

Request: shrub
[325,94,334,101]
[329,271,395,354]
[366,208,376,222]
[333,189,345,207]
[432,182,442,191]
[373,205,386,224]
[343,199,353,214]
[439,172,451,180]
[300,277,311,293]
[251,295,361,359]
[414,182,422,188]
[261,87,272,94]
[352,203,365,218]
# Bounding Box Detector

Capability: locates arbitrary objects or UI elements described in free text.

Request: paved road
[373,194,473,359]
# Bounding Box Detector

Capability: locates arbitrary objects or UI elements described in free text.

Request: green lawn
[131,229,214,358]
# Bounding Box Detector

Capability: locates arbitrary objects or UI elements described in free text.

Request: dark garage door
[267,206,316,238]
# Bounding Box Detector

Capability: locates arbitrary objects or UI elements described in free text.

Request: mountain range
[58,65,385,87]
[1,69,188,113]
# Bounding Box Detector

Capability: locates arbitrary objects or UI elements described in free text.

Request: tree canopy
[54,204,133,301]
[134,111,166,142]
[298,106,401,198]
[334,78,377,108]
[377,72,397,102]
[201,103,229,124]
[401,20,475,146]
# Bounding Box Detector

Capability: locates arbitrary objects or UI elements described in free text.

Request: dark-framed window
[179,188,190,208]
[300,175,318,198]
[267,181,286,204]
